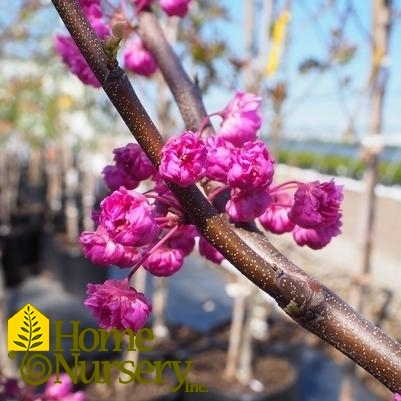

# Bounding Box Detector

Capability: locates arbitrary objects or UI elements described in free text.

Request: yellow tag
[265,10,291,77]
[8,304,50,352]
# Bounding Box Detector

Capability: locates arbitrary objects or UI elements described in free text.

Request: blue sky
[213,0,401,142]
[2,0,400,143]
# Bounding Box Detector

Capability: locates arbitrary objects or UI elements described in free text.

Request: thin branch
[138,10,211,134]
[50,0,401,392]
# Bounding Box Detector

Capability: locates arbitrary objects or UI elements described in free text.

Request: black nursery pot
[1,225,43,287]
[49,235,107,298]
[58,245,107,297]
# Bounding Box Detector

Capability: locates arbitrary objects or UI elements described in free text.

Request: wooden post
[340,2,392,399]
[357,0,391,315]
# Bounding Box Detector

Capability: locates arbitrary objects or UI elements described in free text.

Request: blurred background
[0,1,400,400]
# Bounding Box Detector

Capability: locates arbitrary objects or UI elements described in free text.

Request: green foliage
[176,1,235,92]
[276,149,401,186]
[298,58,327,74]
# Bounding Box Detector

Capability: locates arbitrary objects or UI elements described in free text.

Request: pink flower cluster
[85,279,152,332]
[80,90,343,332]
[54,0,110,87]
[123,0,193,74]
[260,180,343,250]
[0,374,85,401]
[34,374,85,401]
[159,131,208,187]
[158,91,343,249]
[102,142,156,191]
[135,0,192,17]
[123,37,158,77]
[81,186,160,270]
[54,0,192,85]
[80,143,218,330]
[0,378,31,401]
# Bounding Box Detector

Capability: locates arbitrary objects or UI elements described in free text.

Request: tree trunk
[341,1,392,399]
[356,0,391,318]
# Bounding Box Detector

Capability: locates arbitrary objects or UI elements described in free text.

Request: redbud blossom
[113,143,156,181]
[167,225,197,256]
[99,187,159,247]
[292,220,342,250]
[152,174,183,216]
[218,91,262,147]
[288,180,343,229]
[227,140,274,189]
[54,4,110,88]
[91,209,101,226]
[198,237,225,264]
[123,37,158,76]
[143,245,184,276]
[41,373,86,401]
[2,379,20,399]
[205,136,235,182]
[160,0,191,17]
[102,165,139,191]
[55,35,100,87]
[258,192,295,234]
[85,279,152,332]
[80,226,142,268]
[103,142,155,190]
[79,0,101,7]
[84,4,110,36]
[226,188,271,222]
[159,131,208,187]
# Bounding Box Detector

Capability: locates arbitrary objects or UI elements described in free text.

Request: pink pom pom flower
[159,131,208,187]
[160,0,191,17]
[123,37,158,76]
[143,245,184,276]
[102,165,139,191]
[217,91,262,147]
[288,180,343,229]
[204,136,235,182]
[198,237,225,264]
[54,4,110,87]
[99,187,160,247]
[54,35,101,88]
[258,191,295,234]
[292,220,342,250]
[85,279,152,332]
[41,373,85,401]
[113,143,156,182]
[226,187,271,222]
[227,140,274,189]
[79,226,143,268]
[166,225,197,256]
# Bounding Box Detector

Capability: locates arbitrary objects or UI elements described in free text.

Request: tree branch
[51,0,401,392]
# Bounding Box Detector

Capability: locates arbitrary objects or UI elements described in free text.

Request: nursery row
[276,148,401,185]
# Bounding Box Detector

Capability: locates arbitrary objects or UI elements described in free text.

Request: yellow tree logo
[8,304,52,385]
[8,304,49,352]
